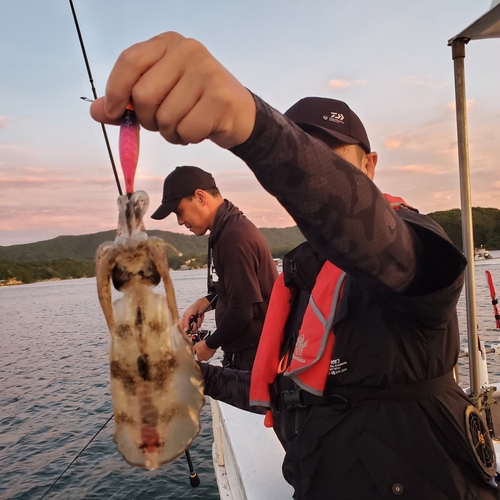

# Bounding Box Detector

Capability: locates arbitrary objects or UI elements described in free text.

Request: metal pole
[451,38,480,402]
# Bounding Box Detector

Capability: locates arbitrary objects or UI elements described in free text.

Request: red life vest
[249,194,410,426]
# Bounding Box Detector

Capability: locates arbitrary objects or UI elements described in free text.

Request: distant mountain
[0,227,305,262]
[4,206,499,284]
[427,207,500,251]
[0,226,305,284]
[0,230,209,263]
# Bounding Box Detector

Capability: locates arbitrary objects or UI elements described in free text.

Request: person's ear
[365,152,378,180]
[193,188,208,205]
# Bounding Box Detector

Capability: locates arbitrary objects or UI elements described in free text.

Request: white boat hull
[211,398,294,500]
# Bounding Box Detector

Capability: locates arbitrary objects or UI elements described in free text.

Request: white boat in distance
[476,246,493,260]
[210,2,500,499]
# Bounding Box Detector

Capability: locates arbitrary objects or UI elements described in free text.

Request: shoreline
[0,277,63,287]
[0,268,209,287]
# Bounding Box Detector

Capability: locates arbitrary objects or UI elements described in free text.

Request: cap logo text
[323,112,344,125]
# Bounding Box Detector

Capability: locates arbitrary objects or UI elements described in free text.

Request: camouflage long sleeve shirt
[231,94,417,294]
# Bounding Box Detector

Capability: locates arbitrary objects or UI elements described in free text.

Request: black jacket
[201,95,498,499]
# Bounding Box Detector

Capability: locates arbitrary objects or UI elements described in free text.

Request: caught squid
[95,192,205,469]
[94,103,204,470]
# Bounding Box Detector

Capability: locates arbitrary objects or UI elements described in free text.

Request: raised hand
[90,32,256,149]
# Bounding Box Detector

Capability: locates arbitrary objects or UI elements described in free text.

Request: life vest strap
[277,371,457,411]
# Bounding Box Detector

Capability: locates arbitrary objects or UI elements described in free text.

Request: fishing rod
[44,1,200,493]
[39,413,114,500]
[185,448,201,487]
[68,0,123,195]
[486,270,500,329]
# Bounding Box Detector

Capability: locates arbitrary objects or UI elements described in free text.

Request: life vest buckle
[280,389,307,409]
[279,388,351,411]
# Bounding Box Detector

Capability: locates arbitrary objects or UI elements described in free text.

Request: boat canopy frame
[448,1,500,405]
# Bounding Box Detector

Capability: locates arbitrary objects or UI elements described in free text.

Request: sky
[1,0,500,246]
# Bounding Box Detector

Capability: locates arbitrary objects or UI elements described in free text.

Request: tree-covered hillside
[3,206,500,285]
[0,230,209,263]
[0,226,305,284]
[427,207,500,251]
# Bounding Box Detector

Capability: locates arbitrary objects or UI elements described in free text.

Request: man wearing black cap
[151,165,278,371]
[91,32,497,500]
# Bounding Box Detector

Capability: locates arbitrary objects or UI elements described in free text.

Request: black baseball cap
[151,166,217,220]
[284,97,371,153]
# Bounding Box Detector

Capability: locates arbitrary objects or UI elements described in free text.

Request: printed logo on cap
[323,112,345,125]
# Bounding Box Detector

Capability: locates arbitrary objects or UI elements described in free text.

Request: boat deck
[211,398,294,500]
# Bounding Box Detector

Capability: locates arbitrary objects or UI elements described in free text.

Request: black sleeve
[231,95,419,293]
[205,303,254,349]
[198,362,265,414]
[384,211,466,327]
[399,211,466,297]
[204,292,218,308]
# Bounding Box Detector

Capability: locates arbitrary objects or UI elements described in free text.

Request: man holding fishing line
[91,32,497,500]
[150,165,278,370]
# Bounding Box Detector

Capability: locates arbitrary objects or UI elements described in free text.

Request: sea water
[456,253,500,383]
[2,257,500,500]
[0,269,219,500]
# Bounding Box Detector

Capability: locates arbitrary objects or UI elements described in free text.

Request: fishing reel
[186,294,217,345]
[187,313,211,345]
[189,329,212,345]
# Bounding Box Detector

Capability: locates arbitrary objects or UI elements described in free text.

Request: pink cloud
[0,116,8,129]
[327,79,367,90]
[385,164,444,174]
[432,191,453,202]
[328,79,352,89]
[0,202,117,233]
[446,100,475,111]
[379,112,456,154]
[403,75,448,89]
[0,166,295,244]
[0,163,148,192]
[383,138,402,149]
[0,144,25,153]
[442,143,457,154]
[0,173,113,190]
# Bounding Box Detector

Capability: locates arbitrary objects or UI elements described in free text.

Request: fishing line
[68,0,123,195]
[39,413,114,500]
[39,4,121,497]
